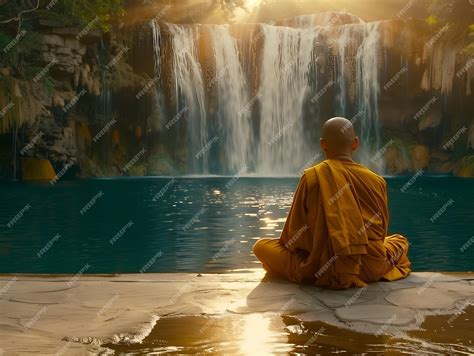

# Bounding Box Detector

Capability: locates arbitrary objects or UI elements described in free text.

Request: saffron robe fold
[253,159,411,289]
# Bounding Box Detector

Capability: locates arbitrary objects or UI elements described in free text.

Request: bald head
[320,117,359,159]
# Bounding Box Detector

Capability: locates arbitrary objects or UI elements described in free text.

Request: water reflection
[105,306,474,354]
[0,177,473,273]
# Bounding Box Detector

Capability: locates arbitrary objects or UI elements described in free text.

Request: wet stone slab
[0,271,473,355]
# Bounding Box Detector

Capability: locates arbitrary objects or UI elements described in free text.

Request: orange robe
[253,159,411,289]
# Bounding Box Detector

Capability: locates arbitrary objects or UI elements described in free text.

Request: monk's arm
[278,175,311,251]
[381,179,389,235]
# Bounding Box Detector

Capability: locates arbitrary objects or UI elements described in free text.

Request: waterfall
[207,25,254,174]
[257,25,320,175]
[355,23,381,168]
[150,20,166,131]
[151,16,383,175]
[151,20,161,75]
[336,23,381,168]
[336,25,352,116]
[168,24,208,173]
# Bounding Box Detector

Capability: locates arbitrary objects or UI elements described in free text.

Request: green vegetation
[0,0,126,77]
[428,0,474,56]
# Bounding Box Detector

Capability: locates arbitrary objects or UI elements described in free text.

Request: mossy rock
[455,156,474,177]
[128,164,146,177]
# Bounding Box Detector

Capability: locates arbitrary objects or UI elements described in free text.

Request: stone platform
[0,271,472,355]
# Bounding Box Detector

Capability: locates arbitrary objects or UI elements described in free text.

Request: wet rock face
[40,34,86,74]
[411,145,430,170]
[25,113,77,166]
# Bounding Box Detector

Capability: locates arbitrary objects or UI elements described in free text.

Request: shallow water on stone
[0,176,473,273]
[104,306,474,355]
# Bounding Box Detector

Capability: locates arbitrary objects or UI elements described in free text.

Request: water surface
[0,176,472,273]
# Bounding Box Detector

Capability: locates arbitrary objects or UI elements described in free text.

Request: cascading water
[355,22,381,168]
[167,24,208,173]
[207,25,254,174]
[335,22,382,169]
[152,14,383,175]
[150,20,166,131]
[257,25,321,175]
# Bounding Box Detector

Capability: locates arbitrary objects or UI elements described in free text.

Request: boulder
[455,155,474,177]
[21,158,56,181]
[384,145,411,174]
[411,144,430,170]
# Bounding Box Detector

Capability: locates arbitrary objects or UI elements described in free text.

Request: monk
[253,117,411,289]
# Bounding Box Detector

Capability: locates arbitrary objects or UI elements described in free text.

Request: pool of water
[105,307,474,355]
[0,176,473,273]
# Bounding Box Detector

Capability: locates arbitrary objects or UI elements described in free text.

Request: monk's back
[327,161,389,242]
[253,117,411,288]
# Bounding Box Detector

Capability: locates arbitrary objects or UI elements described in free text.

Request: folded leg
[381,234,411,281]
[252,238,307,283]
